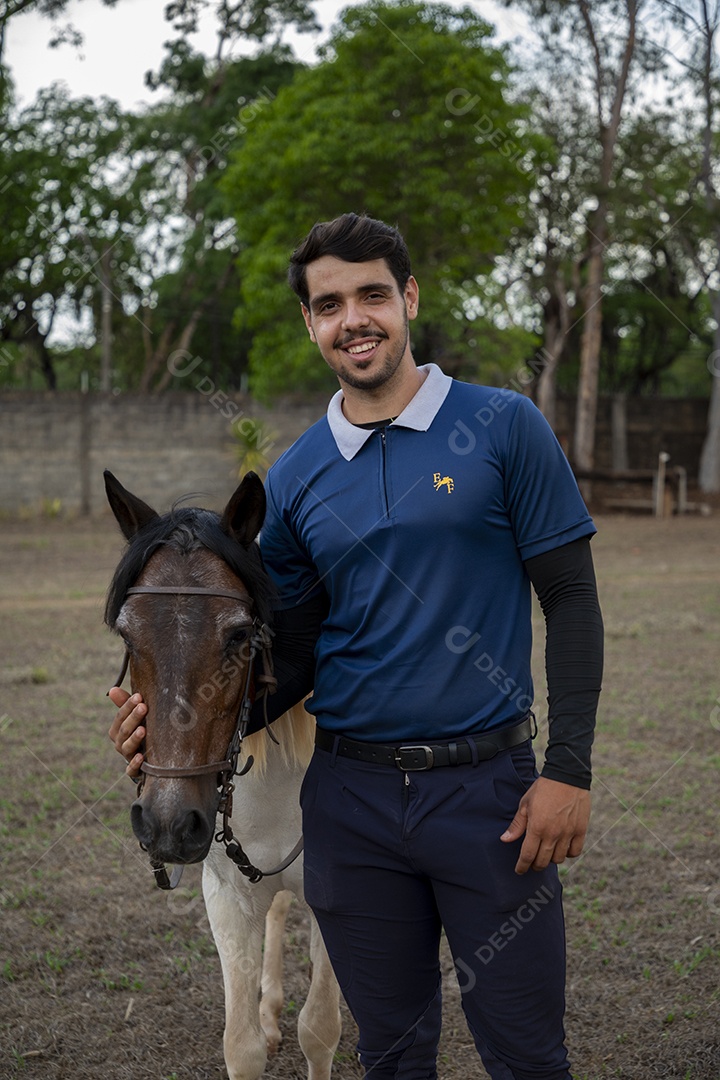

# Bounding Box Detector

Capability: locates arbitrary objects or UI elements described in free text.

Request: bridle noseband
[113,583,303,890]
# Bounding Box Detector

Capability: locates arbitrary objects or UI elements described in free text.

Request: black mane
[105,506,275,630]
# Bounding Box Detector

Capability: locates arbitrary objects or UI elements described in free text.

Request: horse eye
[225,627,250,652]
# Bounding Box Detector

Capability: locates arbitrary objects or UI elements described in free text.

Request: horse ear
[221,471,266,547]
[104,470,159,540]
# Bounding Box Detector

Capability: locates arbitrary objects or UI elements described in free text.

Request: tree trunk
[99,245,113,392]
[138,319,178,393]
[153,304,207,393]
[573,243,604,471]
[536,273,570,428]
[611,392,629,472]
[571,0,637,493]
[699,291,720,492]
[25,321,56,390]
[696,7,720,493]
[536,338,559,428]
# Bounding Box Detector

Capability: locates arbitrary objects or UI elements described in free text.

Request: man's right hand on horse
[108,688,146,779]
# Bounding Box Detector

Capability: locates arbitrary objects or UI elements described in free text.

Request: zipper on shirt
[379,428,390,518]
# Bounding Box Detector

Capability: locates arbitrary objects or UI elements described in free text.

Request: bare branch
[577,0,606,129]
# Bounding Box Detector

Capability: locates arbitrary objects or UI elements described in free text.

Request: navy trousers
[300,737,572,1080]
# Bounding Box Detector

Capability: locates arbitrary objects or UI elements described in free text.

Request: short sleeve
[260,472,323,610]
[502,396,596,561]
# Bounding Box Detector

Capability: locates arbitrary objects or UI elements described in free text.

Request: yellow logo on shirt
[433,473,455,493]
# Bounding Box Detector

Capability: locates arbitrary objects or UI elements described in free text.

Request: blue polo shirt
[260,364,595,742]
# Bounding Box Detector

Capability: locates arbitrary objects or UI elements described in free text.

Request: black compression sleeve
[246,590,327,735]
[524,537,604,790]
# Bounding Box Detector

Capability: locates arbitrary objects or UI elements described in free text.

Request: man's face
[301,256,419,392]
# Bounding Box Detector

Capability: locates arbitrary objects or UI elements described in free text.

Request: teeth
[346,341,378,355]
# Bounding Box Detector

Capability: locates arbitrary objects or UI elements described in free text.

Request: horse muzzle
[131,793,216,864]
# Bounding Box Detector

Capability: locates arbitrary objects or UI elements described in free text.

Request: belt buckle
[395,745,435,771]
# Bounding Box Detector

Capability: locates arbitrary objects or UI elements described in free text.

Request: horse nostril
[130,798,214,862]
[171,808,211,847]
[130,799,156,848]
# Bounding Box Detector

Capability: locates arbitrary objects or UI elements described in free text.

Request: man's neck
[339,364,426,426]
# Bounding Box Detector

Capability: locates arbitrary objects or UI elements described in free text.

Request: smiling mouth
[346,341,378,355]
[339,336,385,357]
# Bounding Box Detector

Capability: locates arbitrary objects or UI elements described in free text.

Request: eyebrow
[308,281,395,312]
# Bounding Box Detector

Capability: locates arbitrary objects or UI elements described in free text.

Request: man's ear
[404,276,419,321]
[301,304,317,343]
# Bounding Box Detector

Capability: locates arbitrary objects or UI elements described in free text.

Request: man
[110,213,603,1080]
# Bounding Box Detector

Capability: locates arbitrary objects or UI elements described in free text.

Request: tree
[126,45,300,393]
[0,0,316,391]
[498,86,598,425]
[594,107,713,397]
[504,0,668,480]
[515,97,712,410]
[655,0,720,491]
[222,1,541,398]
[0,86,139,389]
[109,0,317,391]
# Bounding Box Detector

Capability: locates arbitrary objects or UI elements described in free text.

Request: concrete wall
[0,389,710,515]
[0,390,327,515]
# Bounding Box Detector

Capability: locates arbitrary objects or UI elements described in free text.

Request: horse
[103,469,341,1080]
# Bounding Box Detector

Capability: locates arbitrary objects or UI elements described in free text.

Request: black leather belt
[314,715,535,771]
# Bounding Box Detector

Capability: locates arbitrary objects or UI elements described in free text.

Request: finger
[514,832,541,875]
[530,836,567,872]
[120,723,146,761]
[108,691,142,740]
[567,833,587,859]
[107,686,131,709]
[109,697,147,749]
[550,839,572,865]
[125,752,143,779]
[500,806,528,843]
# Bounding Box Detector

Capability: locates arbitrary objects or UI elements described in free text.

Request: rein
[114,583,304,890]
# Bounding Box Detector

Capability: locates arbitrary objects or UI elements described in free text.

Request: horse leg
[259,888,293,1056]
[202,860,269,1080]
[298,913,342,1080]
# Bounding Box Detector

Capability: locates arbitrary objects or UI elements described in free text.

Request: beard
[330,311,410,392]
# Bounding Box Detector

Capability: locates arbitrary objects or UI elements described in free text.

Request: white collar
[326,363,452,461]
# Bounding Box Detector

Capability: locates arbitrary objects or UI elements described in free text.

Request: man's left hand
[500,776,591,875]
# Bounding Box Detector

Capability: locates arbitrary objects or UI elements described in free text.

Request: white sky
[5,0,533,111]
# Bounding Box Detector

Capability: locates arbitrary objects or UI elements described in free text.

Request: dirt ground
[0,510,719,1080]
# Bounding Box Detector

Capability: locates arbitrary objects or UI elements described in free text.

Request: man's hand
[108,687,146,779]
[500,776,591,875]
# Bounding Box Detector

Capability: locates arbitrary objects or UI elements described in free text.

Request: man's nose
[341,301,368,331]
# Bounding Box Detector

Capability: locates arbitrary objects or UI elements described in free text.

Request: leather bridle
[113,583,303,890]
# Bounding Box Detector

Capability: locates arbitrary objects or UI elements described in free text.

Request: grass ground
[0,513,718,1079]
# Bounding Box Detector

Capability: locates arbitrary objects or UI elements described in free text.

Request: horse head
[104,470,272,866]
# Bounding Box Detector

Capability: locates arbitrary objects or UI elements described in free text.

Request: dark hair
[288,213,412,307]
[105,507,275,631]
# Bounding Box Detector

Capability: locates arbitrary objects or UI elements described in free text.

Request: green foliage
[223,1,541,398]
[0,85,139,388]
[2,0,717,410]
[0,7,309,393]
[117,46,302,393]
[232,417,278,477]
